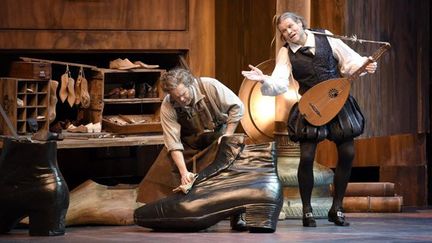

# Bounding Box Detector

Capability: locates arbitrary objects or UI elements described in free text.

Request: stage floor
[1,208,432,242]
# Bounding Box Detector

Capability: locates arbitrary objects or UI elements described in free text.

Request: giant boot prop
[134,135,283,233]
[0,138,69,236]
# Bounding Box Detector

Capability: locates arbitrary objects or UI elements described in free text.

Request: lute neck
[349,43,391,81]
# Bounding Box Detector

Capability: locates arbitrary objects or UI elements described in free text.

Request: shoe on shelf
[328,207,350,226]
[84,122,102,133]
[67,124,88,133]
[127,88,136,98]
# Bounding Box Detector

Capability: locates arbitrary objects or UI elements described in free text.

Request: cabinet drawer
[9,61,51,80]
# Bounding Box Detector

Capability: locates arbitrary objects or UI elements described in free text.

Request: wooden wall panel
[312,0,430,206]
[188,0,215,77]
[0,31,190,50]
[215,0,275,94]
[0,0,215,76]
[346,0,429,137]
[316,134,427,168]
[381,165,427,206]
[310,0,345,35]
[1,0,187,30]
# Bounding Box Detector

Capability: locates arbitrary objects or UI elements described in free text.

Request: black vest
[288,29,341,95]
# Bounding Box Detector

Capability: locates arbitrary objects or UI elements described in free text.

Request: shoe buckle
[336,211,344,217]
[305,212,314,218]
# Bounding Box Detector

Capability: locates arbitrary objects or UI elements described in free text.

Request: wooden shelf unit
[95,68,166,134]
[0,78,50,135]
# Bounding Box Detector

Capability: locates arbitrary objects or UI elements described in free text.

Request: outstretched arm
[241,47,291,96]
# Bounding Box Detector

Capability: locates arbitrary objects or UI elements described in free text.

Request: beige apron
[137,79,223,203]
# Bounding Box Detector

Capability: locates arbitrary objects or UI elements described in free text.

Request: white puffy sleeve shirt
[260,29,369,97]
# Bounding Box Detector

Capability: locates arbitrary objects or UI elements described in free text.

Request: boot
[134,135,283,233]
[0,138,69,236]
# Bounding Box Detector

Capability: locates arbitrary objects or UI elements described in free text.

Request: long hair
[271,12,307,46]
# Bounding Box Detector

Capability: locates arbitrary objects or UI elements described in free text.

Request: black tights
[298,139,355,212]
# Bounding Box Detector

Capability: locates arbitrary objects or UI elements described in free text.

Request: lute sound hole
[328,88,339,98]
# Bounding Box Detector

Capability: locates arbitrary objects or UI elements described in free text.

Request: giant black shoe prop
[134,135,283,233]
[0,138,69,236]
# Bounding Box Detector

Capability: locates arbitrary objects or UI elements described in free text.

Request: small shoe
[92,122,102,133]
[105,88,120,99]
[67,124,88,133]
[302,212,317,227]
[119,88,128,99]
[328,208,350,226]
[85,123,95,133]
[127,88,136,98]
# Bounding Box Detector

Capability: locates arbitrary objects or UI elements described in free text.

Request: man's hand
[366,57,378,74]
[241,64,265,82]
[180,171,195,185]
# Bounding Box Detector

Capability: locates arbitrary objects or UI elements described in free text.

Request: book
[343,196,403,213]
[330,182,395,197]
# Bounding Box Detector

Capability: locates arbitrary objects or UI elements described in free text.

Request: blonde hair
[271,12,307,46]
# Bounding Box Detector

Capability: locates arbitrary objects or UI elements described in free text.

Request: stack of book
[330,182,403,213]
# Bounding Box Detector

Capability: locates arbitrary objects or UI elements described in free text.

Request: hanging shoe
[48,80,59,124]
[0,138,69,236]
[134,135,283,233]
[74,72,82,106]
[328,207,350,226]
[59,68,69,103]
[66,76,76,107]
[79,68,91,108]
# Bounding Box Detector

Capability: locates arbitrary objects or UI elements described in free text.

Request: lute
[298,43,390,126]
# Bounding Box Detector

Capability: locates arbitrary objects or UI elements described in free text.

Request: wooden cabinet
[0,78,49,135]
[95,68,166,134]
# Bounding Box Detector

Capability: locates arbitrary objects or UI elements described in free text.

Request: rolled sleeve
[160,98,184,152]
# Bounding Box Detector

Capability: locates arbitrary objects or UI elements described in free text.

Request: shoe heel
[245,203,281,233]
[28,207,67,236]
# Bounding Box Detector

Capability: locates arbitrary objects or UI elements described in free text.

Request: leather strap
[196,78,217,130]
